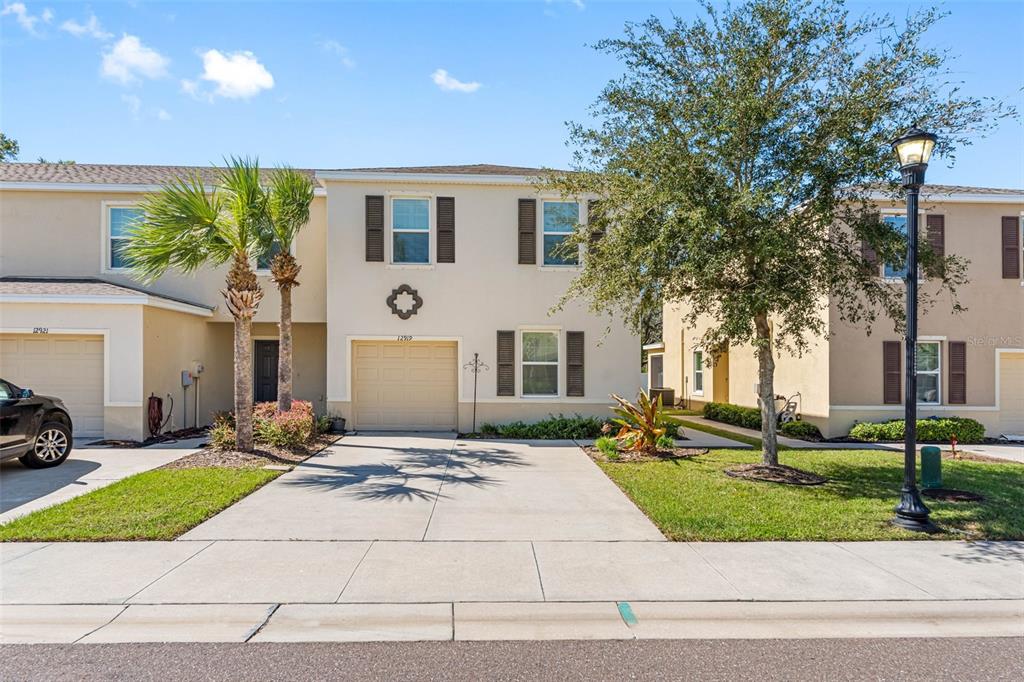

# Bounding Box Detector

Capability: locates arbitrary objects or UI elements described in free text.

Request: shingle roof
[333,164,555,176]
[0,277,213,311]
[921,184,1022,196]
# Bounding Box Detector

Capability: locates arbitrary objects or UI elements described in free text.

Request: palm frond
[267,166,315,251]
[218,156,268,255]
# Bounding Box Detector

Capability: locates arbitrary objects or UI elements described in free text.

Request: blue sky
[2,1,1022,187]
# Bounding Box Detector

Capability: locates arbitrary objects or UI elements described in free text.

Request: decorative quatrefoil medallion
[387,284,423,320]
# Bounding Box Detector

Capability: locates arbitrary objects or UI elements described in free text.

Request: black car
[0,379,74,468]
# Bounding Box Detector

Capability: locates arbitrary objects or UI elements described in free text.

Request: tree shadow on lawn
[281,446,530,503]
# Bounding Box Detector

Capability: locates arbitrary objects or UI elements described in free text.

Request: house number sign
[387,284,423,320]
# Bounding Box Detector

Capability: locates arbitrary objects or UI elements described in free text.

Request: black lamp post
[891,127,939,533]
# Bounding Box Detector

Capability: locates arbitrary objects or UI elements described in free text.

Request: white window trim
[539,199,583,269]
[880,208,927,282]
[519,327,561,398]
[692,349,705,396]
[388,194,434,268]
[100,201,141,274]
[915,339,942,406]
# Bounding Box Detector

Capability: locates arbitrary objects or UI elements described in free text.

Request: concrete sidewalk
[0,438,204,524]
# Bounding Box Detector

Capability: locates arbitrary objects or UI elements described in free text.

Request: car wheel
[19,421,73,468]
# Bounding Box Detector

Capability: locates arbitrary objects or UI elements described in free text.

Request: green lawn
[0,467,280,542]
[598,449,1024,541]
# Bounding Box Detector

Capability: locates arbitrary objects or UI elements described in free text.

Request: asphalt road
[2,637,1021,681]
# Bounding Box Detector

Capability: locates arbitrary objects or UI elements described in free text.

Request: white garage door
[0,334,104,436]
[352,341,457,431]
[997,352,1024,436]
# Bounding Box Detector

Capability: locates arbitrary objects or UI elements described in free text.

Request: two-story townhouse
[0,163,638,440]
[654,186,1024,439]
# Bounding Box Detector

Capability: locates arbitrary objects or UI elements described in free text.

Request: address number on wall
[397,335,413,342]
[32,327,49,334]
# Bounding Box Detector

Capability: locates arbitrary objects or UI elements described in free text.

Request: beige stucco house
[654,186,1024,439]
[0,163,638,440]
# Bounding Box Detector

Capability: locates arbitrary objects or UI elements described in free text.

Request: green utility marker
[617,601,638,626]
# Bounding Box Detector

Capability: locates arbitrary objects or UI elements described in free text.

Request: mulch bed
[585,445,708,463]
[85,427,209,449]
[724,463,828,486]
[923,488,986,503]
[161,434,341,470]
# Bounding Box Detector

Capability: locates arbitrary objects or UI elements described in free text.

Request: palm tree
[123,158,267,452]
[261,168,314,412]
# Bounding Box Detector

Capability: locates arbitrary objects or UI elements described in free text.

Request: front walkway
[1,435,1021,643]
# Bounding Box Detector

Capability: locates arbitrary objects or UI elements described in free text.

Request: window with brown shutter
[861,240,879,275]
[948,341,966,405]
[497,330,515,396]
[587,200,605,249]
[926,213,945,258]
[518,199,536,265]
[1002,216,1021,279]
[437,197,455,263]
[883,341,901,404]
[365,195,384,262]
[566,331,584,397]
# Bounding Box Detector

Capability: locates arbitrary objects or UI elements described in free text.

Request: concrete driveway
[0,438,203,524]
[183,434,664,542]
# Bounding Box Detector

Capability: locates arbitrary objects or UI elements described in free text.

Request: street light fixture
[891,127,939,533]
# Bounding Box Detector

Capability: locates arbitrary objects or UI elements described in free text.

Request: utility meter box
[920,446,942,489]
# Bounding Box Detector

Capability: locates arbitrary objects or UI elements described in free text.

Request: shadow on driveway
[0,458,102,513]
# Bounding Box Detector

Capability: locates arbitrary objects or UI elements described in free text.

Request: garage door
[997,352,1024,436]
[352,341,457,431]
[0,334,104,436]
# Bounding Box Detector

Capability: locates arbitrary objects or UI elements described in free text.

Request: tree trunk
[754,312,779,466]
[233,315,254,451]
[277,284,294,412]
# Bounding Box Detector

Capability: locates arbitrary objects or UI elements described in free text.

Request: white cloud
[195,49,274,99]
[101,34,169,85]
[121,93,141,118]
[318,39,355,69]
[157,108,172,121]
[2,2,50,35]
[60,13,112,40]
[431,68,481,94]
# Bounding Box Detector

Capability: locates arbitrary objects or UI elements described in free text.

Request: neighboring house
[655,186,1024,439]
[0,163,638,440]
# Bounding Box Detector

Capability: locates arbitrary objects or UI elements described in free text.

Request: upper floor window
[916,341,941,405]
[257,241,284,271]
[108,206,143,270]
[522,330,559,396]
[392,198,430,264]
[542,201,579,266]
[882,214,908,279]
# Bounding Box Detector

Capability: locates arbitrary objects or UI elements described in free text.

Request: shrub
[849,417,985,444]
[315,415,333,434]
[210,401,316,449]
[656,433,676,449]
[780,420,823,441]
[595,436,619,458]
[209,417,235,449]
[478,414,607,439]
[703,402,762,430]
[610,389,682,453]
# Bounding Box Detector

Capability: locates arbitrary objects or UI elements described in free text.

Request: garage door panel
[352,341,457,431]
[1,333,104,437]
[999,353,1024,434]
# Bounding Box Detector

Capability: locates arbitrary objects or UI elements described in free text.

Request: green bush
[849,417,985,444]
[210,401,317,450]
[595,436,619,458]
[656,433,676,449]
[702,402,762,430]
[780,420,823,440]
[478,414,607,439]
[209,417,235,449]
[315,415,333,434]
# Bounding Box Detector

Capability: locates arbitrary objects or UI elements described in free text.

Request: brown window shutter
[883,341,901,404]
[926,214,945,259]
[497,330,515,396]
[1002,216,1021,279]
[861,240,879,275]
[587,200,605,248]
[518,199,536,265]
[437,197,455,263]
[566,331,585,397]
[948,341,966,405]
[365,195,384,262]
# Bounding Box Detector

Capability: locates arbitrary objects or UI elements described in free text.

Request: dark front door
[254,340,279,403]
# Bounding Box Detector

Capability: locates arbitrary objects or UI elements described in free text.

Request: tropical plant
[595,436,620,458]
[260,168,315,412]
[123,157,268,451]
[0,131,19,161]
[542,0,1010,469]
[610,390,682,453]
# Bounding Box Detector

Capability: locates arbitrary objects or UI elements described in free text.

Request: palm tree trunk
[277,284,294,412]
[754,312,779,466]
[233,315,254,451]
